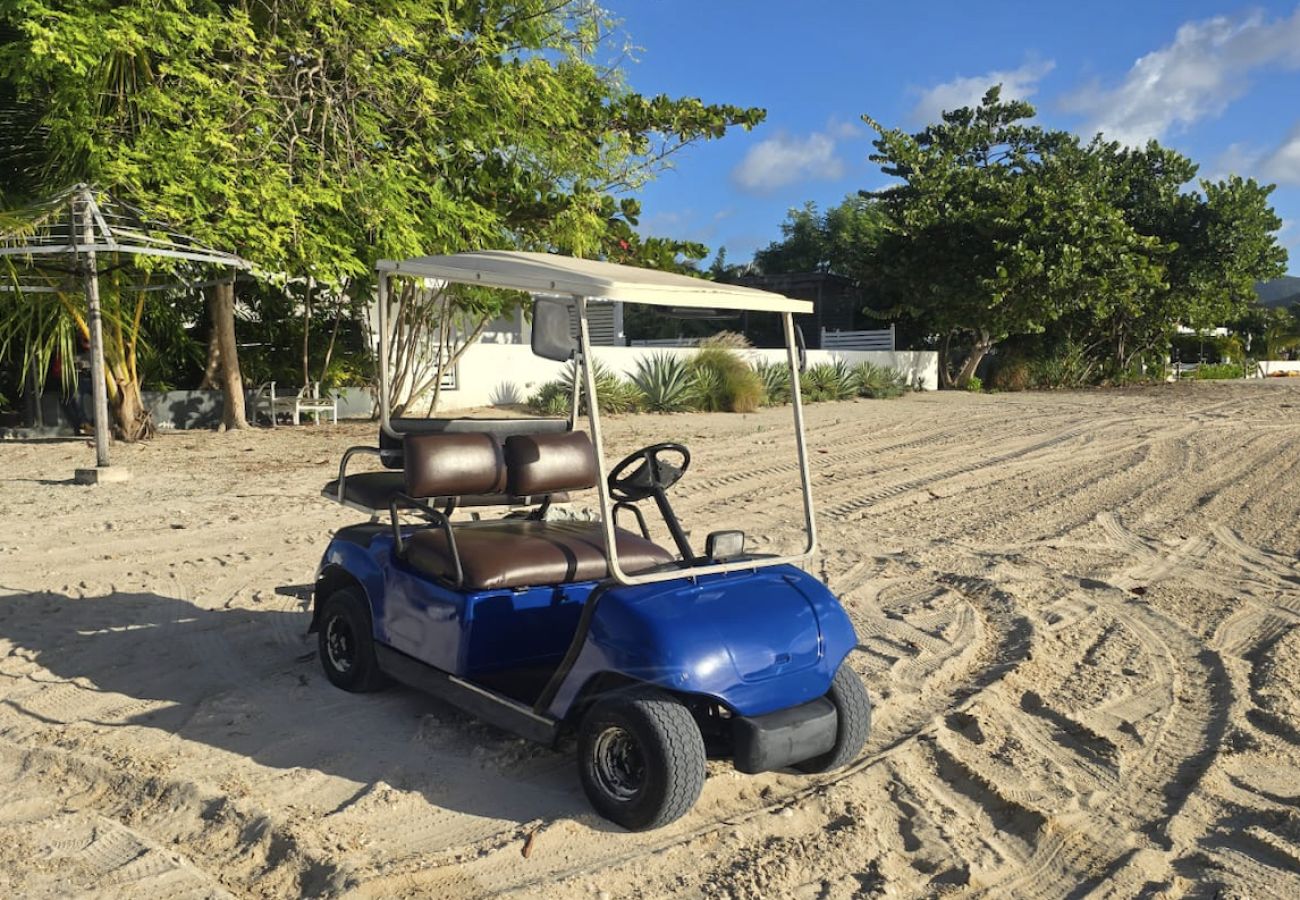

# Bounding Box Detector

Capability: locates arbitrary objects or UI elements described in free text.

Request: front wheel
[795,664,871,773]
[317,588,386,693]
[578,688,706,830]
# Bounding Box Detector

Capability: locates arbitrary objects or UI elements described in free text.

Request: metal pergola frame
[0,184,251,469]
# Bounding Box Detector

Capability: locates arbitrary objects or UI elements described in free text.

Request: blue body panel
[317,528,857,721]
[545,568,857,718]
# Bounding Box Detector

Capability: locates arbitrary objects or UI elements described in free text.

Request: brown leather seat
[406,520,675,590]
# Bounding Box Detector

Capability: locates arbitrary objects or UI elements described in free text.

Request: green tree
[859,87,1288,388]
[1081,142,1288,370]
[753,195,886,276]
[1,0,763,425]
[864,87,1161,387]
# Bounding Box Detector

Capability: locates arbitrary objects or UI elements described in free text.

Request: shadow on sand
[0,585,595,829]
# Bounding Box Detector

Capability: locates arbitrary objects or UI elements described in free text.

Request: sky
[606,1,1300,275]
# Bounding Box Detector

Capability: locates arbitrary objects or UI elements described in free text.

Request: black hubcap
[325,615,355,673]
[593,726,645,801]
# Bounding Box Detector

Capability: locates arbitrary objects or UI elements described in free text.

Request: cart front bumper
[732,696,837,774]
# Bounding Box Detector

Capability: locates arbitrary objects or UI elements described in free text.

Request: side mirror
[531,297,577,362]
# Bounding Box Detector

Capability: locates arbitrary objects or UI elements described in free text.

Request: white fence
[629,338,699,347]
[427,343,938,412]
[820,325,895,351]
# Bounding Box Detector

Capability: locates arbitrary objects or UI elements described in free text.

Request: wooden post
[81,189,112,468]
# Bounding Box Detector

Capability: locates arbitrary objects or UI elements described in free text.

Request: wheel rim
[592,726,645,801]
[324,614,355,673]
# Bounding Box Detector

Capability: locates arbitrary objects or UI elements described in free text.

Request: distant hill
[1255,276,1300,308]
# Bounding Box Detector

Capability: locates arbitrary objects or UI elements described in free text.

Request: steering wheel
[608,442,691,502]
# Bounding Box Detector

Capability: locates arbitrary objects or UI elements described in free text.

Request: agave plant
[802,359,856,402]
[526,380,571,416]
[527,358,644,416]
[687,362,727,412]
[630,352,693,412]
[753,359,790,405]
[851,361,909,399]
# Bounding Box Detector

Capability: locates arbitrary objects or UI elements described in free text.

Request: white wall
[1257,361,1300,377]
[434,343,938,411]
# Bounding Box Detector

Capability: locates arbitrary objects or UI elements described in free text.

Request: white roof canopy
[378,250,812,314]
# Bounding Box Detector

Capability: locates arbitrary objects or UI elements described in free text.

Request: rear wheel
[578,689,705,830]
[795,665,871,773]
[317,588,386,693]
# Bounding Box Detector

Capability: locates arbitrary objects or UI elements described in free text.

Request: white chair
[291,382,338,425]
[254,382,337,425]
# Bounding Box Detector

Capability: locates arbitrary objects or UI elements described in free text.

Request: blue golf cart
[314,252,869,830]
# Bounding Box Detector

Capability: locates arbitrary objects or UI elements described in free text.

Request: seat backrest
[403,432,506,499]
[380,417,569,469]
[403,428,598,504]
[503,431,597,497]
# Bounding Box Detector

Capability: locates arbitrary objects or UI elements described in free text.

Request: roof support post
[79,190,111,467]
[576,297,627,583]
[783,311,817,557]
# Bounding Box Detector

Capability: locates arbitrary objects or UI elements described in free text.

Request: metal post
[576,297,628,582]
[80,189,112,467]
[783,311,818,557]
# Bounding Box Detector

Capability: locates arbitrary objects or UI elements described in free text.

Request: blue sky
[608,1,1300,275]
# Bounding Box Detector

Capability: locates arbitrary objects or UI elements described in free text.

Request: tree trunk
[937,332,956,390]
[199,330,221,390]
[110,380,154,442]
[302,277,314,388]
[210,278,248,430]
[953,331,993,389]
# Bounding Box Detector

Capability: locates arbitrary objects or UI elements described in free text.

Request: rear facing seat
[401,431,675,589]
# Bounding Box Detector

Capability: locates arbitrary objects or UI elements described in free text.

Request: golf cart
[313,251,869,830]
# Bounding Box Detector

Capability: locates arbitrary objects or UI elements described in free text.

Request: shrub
[526,359,644,416]
[688,346,763,413]
[965,375,983,392]
[989,355,1032,391]
[802,359,857,402]
[753,359,791,406]
[1029,342,1096,389]
[1193,362,1245,380]
[698,330,753,350]
[630,353,693,412]
[851,361,909,399]
[528,380,570,417]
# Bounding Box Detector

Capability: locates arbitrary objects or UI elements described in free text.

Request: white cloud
[910,59,1055,124]
[1064,8,1300,146]
[731,129,847,194]
[1262,124,1300,185]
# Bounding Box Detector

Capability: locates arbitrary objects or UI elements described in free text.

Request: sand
[1,380,1299,899]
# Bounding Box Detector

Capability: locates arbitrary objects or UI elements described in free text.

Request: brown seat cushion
[405,520,675,590]
[404,432,506,499]
[504,431,597,497]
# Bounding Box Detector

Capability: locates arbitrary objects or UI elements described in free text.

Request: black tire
[577,688,706,831]
[317,588,386,693]
[795,665,871,773]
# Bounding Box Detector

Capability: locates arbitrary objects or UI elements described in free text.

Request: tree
[753,195,887,276]
[1,1,764,421]
[1078,143,1288,370]
[858,87,1288,388]
[863,88,1147,387]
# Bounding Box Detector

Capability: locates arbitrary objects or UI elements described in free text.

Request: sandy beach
[2,380,1299,898]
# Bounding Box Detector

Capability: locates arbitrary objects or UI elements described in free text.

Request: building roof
[377,251,812,314]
